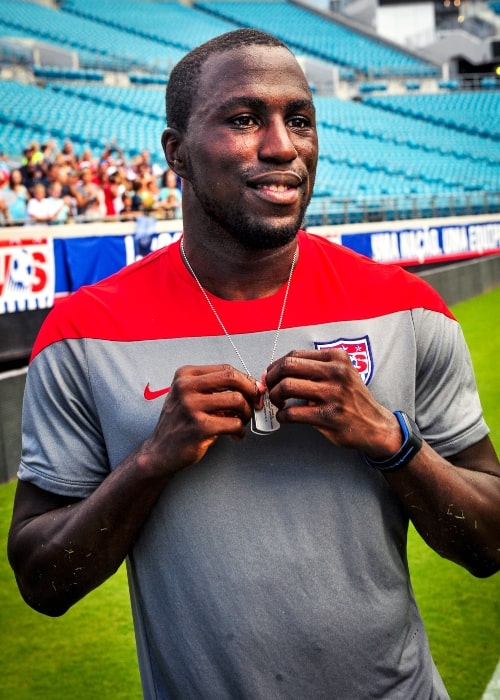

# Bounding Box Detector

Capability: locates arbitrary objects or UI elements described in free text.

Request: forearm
[385,441,500,577]
[8,366,278,616]
[265,350,500,577]
[8,445,172,616]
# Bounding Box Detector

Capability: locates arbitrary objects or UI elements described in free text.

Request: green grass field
[409,286,500,700]
[1,288,499,699]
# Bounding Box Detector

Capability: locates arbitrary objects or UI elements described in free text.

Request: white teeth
[257,184,289,192]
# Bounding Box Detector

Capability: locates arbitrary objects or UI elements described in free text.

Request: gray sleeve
[18,339,110,498]
[413,308,488,457]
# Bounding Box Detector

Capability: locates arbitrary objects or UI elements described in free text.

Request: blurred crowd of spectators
[0,138,182,226]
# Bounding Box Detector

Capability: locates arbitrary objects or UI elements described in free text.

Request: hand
[141,364,263,476]
[265,349,401,457]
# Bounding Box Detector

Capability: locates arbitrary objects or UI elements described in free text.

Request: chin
[235,228,298,251]
[229,214,304,251]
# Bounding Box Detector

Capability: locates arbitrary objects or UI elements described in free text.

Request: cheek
[304,154,318,186]
[303,141,318,166]
[200,135,255,168]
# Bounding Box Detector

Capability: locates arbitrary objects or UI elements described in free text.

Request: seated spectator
[7,169,29,224]
[46,181,70,224]
[131,153,151,180]
[49,168,79,219]
[146,177,160,211]
[134,175,157,211]
[0,199,9,225]
[96,159,113,190]
[22,141,44,167]
[77,149,98,178]
[120,191,140,220]
[156,168,182,219]
[103,172,126,218]
[114,159,129,184]
[76,166,106,220]
[1,136,181,225]
[99,139,124,171]
[20,147,45,194]
[128,179,146,212]
[61,139,79,170]
[44,161,65,189]
[26,183,53,224]
[0,149,9,176]
[0,170,12,225]
[41,140,57,169]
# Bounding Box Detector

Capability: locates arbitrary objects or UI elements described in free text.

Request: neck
[180,234,299,301]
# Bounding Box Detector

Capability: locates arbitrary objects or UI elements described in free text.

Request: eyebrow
[216,96,315,115]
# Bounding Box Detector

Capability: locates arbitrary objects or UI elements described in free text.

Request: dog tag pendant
[251,390,280,435]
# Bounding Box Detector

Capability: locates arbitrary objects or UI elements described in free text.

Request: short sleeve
[18,338,110,498]
[413,308,488,457]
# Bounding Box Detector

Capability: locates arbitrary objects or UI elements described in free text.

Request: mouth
[247,171,305,205]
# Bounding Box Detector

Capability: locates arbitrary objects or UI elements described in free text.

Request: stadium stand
[0,80,165,163]
[60,0,239,52]
[318,99,498,180]
[47,83,164,120]
[0,0,498,226]
[0,0,187,72]
[194,0,438,77]
[363,92,500,140]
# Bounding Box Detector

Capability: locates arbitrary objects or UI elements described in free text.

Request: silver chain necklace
[180,238,298,434]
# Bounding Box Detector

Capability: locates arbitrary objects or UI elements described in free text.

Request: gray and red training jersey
[19,230,486,699]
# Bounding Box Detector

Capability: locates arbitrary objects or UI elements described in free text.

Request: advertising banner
[330,220,500,265]
[2,217,498,314]
[0,238,55,314]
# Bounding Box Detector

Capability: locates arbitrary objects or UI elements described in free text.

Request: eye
[231,114,258,128]
[287,115,312,129]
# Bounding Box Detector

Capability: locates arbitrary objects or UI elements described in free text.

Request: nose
[258,117,297,163]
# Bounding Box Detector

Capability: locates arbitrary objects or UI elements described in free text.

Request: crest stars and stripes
[314,335,374,386]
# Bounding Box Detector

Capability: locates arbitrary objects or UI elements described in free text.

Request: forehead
[192,45,312,117]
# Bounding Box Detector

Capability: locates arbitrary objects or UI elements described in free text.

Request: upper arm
[414,310,489,457]
[20,341,110,499]
[8,480,81,565]
[447,434,500,478]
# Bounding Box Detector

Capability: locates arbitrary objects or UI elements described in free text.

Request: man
[76,165,106,219]
[20,146,45,194]
[45,181,70,224]
[0,168,13,224]
[8,29,500,699]
[26,182,65,225]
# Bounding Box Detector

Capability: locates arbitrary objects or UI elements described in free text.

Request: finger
[276,396,353,425]
[174,365,262,406]
[199,413,248,441]
[178,363,251,378]
[267,348,347,373]
[203,390,255,424]
[266,349,352,390]
[268,377,330,409]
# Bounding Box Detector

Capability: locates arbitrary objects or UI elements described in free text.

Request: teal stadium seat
[194,0,438,77]
[0,0,498,223]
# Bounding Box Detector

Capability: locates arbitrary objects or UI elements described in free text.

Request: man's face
[181,46,318,250]
[34,185,46,200]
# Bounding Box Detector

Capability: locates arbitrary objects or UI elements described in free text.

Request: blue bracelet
[364,411,423,472]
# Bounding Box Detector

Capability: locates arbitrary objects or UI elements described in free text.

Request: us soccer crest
[314,335,374,385]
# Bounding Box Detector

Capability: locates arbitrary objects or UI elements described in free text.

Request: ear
[161,127,188,178]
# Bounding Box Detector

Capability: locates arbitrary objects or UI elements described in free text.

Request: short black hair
[166,29,291,133]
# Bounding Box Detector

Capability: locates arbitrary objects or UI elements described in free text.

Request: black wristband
[364,411,422,472]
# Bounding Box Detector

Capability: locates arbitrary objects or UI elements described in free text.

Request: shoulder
[299,230,453,320]
[31,243,179,359]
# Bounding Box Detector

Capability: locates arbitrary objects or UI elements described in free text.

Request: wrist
[364,411,422,472]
